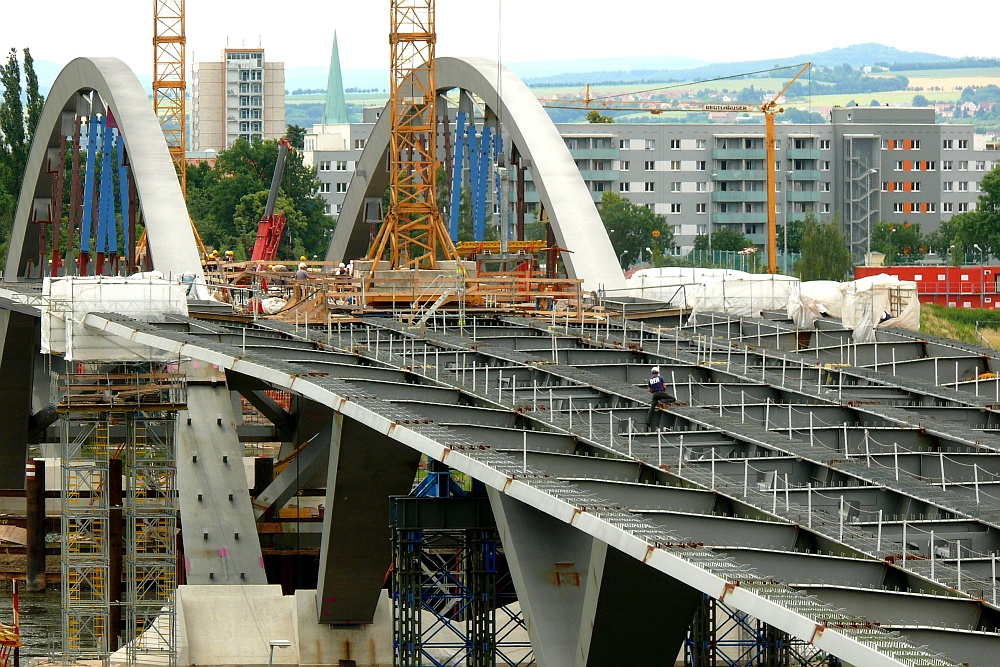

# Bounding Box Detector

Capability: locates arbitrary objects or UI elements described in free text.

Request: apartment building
[544,108,996,254]
[191,48,286,152]
[308,107,996,256]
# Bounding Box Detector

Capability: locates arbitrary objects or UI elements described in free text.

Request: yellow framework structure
[368,0,460,270]
[153,0,186,193]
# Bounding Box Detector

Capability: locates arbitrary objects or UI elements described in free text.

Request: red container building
[854,265,1000,308]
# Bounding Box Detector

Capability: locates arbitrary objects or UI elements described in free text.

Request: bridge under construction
[1,47,999,667]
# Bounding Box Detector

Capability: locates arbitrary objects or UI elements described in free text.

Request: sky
[1,0,997,77]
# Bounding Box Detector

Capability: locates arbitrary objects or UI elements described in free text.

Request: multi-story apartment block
[191,48,286,152]
[312,107,996,258]
[539,108,997,256]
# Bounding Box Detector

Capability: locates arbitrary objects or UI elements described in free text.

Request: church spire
[322,32,349,124]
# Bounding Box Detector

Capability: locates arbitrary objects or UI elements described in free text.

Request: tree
[0,48,44,261]
[706,226,751,252]
[186,138,333,260]
[871,222,924,265]
[597,192,673,267]
[585,109,614,124]
[795,214,852,281]
[912,94,929,107]
[285,124,306,150]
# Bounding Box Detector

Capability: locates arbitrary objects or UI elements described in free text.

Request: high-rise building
[191,48,286,152]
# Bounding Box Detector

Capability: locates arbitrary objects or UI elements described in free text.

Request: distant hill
[523,43,956,87]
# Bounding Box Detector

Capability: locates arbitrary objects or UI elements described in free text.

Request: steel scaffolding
[58,365,185,666]
[391,496,532,667]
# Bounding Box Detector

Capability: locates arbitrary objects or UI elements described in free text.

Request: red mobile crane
[250,138,292,264]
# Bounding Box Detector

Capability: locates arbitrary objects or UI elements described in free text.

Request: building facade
[309,107,997,257]
[542,108,997,255]
[191,48,286,152]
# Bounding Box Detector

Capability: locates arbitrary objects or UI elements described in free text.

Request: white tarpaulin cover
[41,275,189,361]
[787,275,919,341]
[625,268,751,307]
[688,274,801,321]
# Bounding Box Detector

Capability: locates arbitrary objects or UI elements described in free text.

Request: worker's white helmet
[651,366,660,374]
[339,262,345,268]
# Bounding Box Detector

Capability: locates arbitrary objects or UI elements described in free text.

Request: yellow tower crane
[139,0,207,270]
[543,63,811,274]
[367,0,461,271]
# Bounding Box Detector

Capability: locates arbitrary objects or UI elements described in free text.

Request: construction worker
[646,366,673,428]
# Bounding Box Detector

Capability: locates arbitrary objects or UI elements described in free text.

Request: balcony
[786,148,821,160]
[787,170,820,181]
[787,190,821,202]
[712,212,768,224]
[713,170,766,181]
[579,170,620,182]
[569,147,619,160]
[712,148,766,160]
[712,191,767,203]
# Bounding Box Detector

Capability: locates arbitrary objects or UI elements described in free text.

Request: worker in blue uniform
[646,366,673,428]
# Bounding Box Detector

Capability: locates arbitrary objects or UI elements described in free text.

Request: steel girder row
[82,312,969,667]
[321,313,1000,665]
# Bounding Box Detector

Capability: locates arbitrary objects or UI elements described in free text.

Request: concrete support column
[253,457,274,500]
[25,459,46,591]
[315,415,421,624]
[488,489,701,666]
[0,311,36,488]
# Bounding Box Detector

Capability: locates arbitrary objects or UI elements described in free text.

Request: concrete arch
[328,57,626,292]
[4,57,204,281]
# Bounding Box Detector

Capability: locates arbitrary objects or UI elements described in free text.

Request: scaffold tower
[58,365,186,665]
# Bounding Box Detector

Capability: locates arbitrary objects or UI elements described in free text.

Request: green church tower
[323,32,349,124]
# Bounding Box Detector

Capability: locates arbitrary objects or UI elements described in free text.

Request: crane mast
[367,0,460,270]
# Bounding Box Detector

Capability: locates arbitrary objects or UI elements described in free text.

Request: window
[959,181,969,191]
[336,182,348,193]
[820,160,831,171]
[893,202,904,213]
[881,139,888,150]
[926,161,936,171]
[696,182,707,192]
[774,139,781,150]
[894,140,903,150]
[336,161,348,171]
[645,160,656,171]
[671,181,681,192]
[619,182,630,192]
[894,161,904,171]
[958,139,969,149]
[645,139,656,150]
[619,139,629,149]
[820,139,831,150]
[958,202,970,212]
[927,203,937,213]
[942,161,953,171]
[959,161,969,171]
[696,160,707,171]
[943,202,953,213]
[943,139,953,149]
[670,203,682,214]
[912,182,921,192]
[943,181,953,191]
[911,139,921,150]
[620,160,630,171]
[324,204,332,215]
[977,161,987,171]
[319,183,331,193]
[319,161,331,172]
[696,139,706,149]
[697,224,708,235]
[644,182,655,192]
[696,203,707,214]
[592,181,608,193]
[670,139,681,149]
[334,204,342,214]
[820,182,831,192]
[881,182,889,192]
[354,139,366,150]
[821,203,831,213]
